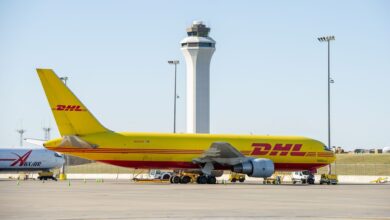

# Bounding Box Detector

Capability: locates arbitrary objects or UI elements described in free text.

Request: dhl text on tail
[37,69,335,182]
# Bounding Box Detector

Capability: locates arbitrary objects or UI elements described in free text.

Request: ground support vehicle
[292,171,315,184]
[320,174,338,185]
[229,172,246,183]
[149,169,172,180]
[263,175,283,184]
[37,171,57,181]
[370,177,388,184]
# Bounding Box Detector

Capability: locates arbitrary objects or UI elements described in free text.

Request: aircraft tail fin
[36,69,110,136]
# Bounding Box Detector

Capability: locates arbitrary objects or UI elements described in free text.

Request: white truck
[291,171,315,184]
[149,169,172,180]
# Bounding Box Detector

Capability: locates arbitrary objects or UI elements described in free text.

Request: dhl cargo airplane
[37,69,335,184]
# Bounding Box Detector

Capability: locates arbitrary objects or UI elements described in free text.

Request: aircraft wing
[193,142,250,166]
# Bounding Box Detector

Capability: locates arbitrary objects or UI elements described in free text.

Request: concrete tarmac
[0,180,389,220]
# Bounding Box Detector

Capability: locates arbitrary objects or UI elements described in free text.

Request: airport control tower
[181,21,216,133]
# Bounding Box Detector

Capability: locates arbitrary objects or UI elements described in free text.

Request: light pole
[43,127,51,140]
[318,35,335,174]
[168,60,179,133]
[59,76,69,180]
[60,76,68,86]
[16,129,26,146]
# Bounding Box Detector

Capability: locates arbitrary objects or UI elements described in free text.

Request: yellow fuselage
[45,132,335,171]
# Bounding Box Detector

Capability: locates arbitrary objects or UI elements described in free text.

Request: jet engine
[232,158,274,178]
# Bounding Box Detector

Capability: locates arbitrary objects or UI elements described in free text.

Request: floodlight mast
[318,35,335,174]
[59,76,69,180]
[16,129,26,146]
[43,127,51,140]
[168,60,180,133]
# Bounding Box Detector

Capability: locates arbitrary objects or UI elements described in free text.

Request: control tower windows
[181,42,214,48]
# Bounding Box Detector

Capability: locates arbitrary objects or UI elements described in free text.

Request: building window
[187,32,197,36]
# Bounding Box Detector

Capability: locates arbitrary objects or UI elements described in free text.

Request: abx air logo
[11,150,32,166]
[0,150,41,167]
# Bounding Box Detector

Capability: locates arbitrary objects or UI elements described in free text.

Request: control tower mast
[181,21,216,133]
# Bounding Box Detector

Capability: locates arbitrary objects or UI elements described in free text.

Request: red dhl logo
[52,105,86,111]
[250,143,306,156]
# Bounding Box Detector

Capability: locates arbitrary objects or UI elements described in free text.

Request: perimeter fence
[330,163,390,175]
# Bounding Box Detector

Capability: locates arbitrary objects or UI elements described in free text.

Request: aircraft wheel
[180,175,191,184]
[169,176,174,183]
[207,176,217,184]
[197,175,207,184]
[172,176,180,184]
[162,174,171,180]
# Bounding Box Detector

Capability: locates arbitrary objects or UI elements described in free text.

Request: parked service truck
[319,174,338,185]
[149,170,172,180]
[37,171,57,181]
[291,171,315,184]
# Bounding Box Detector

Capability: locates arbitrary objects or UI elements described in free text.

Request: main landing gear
[196,175,216,184]
[169,175,192,184]
[169,174,217,184]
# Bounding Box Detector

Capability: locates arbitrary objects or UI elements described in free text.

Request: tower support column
[181,21,215,133]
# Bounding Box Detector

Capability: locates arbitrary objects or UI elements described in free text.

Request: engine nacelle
[232,158,274,178]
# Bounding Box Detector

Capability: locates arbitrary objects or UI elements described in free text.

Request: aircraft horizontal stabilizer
[56,136,98,149]
[24,138,46,147]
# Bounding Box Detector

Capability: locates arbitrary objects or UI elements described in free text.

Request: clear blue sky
[0,0,389,150]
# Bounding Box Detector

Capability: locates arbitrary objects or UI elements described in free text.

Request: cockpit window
[54,152,63,158]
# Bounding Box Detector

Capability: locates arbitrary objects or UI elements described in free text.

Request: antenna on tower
[16,128,26,146]
[43,126,51,140]
[41,119,52,141]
